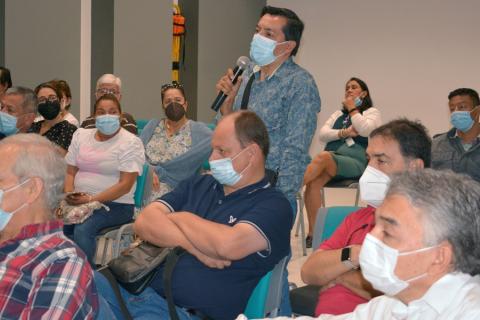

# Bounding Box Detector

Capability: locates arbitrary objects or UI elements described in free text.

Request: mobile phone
[68,192,87,197]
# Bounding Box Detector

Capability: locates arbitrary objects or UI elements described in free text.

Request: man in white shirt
[239,169,480,320]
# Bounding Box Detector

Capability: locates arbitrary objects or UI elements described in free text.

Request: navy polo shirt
[150,174,293,320]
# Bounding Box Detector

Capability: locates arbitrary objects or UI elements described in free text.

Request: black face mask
[164,102,186,122]
[38,100,61,120]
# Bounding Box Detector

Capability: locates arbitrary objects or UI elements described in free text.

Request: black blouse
[29,120,77,151]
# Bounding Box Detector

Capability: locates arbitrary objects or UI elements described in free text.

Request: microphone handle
[211,66,244,112]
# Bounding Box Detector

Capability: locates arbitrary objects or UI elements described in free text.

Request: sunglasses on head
[161,81,183,93]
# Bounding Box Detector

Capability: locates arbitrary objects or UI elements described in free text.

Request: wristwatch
[341,246,359,270]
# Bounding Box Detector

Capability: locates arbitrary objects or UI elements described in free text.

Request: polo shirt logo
[228,215,237,224]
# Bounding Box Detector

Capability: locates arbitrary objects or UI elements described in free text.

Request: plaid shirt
[0,220,98,319]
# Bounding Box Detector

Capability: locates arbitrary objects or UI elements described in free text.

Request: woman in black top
[30,82,76,155]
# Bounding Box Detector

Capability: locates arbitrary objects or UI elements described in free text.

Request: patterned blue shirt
[232,58,321,202]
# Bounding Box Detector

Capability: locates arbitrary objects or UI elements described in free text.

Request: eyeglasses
[96,88,120,96]
[37,95,58,104]
[161,81,183,93]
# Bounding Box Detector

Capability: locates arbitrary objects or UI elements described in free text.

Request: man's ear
[275,40,296,56]
[25,177,44,204]
[408,158,424,171]
[429,241,454,275]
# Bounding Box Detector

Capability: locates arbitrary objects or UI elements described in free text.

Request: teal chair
[95,164,153,265]
[290,206,361,316]
[314,206,360,248]
[136,119,150,136]
[244,255,289,318]
[202,122,216,171]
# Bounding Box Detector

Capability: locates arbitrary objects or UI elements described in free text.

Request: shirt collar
[213,176,271,197]
[253,57,293,80]
[391,272,472,318]
[448,127,480,146]
[10,220,64,242]
[417,272,472,314]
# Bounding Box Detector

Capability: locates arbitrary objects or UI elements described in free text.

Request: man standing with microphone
[216,5,321,214]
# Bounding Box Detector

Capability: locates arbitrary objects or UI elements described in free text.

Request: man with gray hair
[80,73,138,134]
[246,169,480,319]
[0,86,37,139]
[0,134,99,319]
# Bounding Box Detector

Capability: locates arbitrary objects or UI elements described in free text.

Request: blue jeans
[94,271,200,320]
[64,201,134,265]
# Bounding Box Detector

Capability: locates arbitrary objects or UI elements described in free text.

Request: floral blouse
[145,119,192,200]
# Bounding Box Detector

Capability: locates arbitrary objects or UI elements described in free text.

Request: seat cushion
[290,284,320,316]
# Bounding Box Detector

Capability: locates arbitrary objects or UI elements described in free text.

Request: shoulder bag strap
[163,247,186,320]
[98,267,134,320]
[240,73,255,110]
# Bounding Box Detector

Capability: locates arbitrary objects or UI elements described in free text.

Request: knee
[310,152,331,168]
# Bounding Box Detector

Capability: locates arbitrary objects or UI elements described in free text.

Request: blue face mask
[209,148,251,186]
[451,111,474,133]
[0,179,30,231]
[96,114,120,135]
[0,111,19,136]
[354,97,363,107]
[249,34,286,67]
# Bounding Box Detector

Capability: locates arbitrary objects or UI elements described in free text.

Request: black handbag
[108,241,171,295]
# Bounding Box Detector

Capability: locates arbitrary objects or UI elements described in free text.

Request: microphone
[211,56,250,112]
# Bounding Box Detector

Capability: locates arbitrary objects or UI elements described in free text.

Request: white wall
[269,0,480,156]
[5,0,81,118]
[114,0,171,120]
[197,0,266,123]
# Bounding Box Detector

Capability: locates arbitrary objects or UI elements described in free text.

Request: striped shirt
[0,220,98,319]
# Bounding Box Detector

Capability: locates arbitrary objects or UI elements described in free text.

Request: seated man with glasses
[80,74,138,134]
[0,87,37,140]
[432,88,480,182]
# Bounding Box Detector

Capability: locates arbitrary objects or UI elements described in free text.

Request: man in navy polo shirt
[96,110,293,319]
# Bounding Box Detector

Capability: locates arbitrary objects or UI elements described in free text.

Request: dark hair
[161,81,185,102]
[346,77,373,113]
[261,6,304,56]
[50,79,72,110]
[448,88,480,107]
[370,118,432,168]
[234,110,269,158]
[94,94,122,114]
[0,67,12,89]
[34,82,62,100]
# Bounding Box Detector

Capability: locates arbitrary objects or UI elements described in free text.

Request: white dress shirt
[237,272,480,320]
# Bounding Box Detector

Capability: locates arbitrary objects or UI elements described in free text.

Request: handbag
[56,199,109,224]
[108,240,171,295]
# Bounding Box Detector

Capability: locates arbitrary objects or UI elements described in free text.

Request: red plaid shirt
[0,220,98,319]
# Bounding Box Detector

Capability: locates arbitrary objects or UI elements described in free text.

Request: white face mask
[359,165,391,208]
[359,233,437,296]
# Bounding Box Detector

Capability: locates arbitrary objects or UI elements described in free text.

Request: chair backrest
[244,255,288,318]
[133,164,152,209]
[136,119,150,136]
[312,206,360,249]
[201,122,216,171]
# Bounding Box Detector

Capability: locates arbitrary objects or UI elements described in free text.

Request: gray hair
[96,73,122,90]
[0,134,66,214]
[5,86,38,114]
[387,169,480,275]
